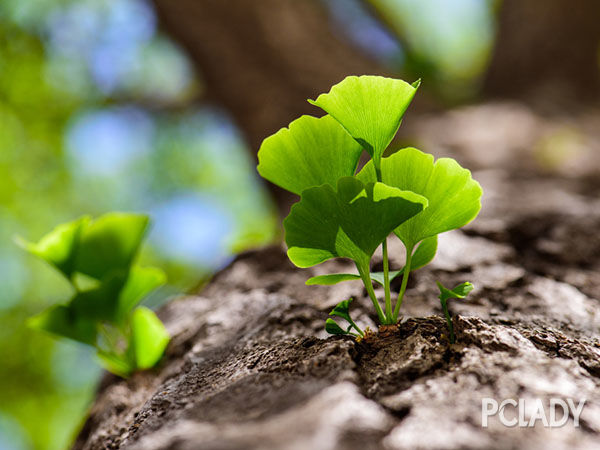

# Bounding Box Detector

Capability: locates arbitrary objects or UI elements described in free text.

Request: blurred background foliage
[0,0,279,447]
[2,0,593,448]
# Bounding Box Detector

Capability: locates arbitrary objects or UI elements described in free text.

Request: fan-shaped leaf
[130,307,170,370]
[308,75,419,166]
[358,148,482,248]
[437,281,474,303]
[75,213,149,281]
[284,177,428,274]
[257,115,363,195]
[15,216,90,279]
[329,298,353,322]
[116,266,166,322]
[325,318,351,335]
[27,304,97,345]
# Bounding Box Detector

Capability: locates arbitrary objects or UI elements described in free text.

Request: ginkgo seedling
[17,212,170,377]
[258,75,482,339]
[437,281,474,344]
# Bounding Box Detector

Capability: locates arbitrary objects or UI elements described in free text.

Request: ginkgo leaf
[116,266,167,322]
[15,216,90,279]
[284,177,428,274]
[357,147,482,249]
[130,307,170,370]
[74,213,149,281]
[325,318,351,335]
[437,281,474,303]
[257,115,363,195]
[69,272,128,321]
[329,298,354,322]
[308,75,419,167]
[305,235,437,286]
[27,304,97,346]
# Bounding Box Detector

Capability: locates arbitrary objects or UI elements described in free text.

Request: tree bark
[483,0,600,101]
[152,0,384,146]
[152,0,387,207]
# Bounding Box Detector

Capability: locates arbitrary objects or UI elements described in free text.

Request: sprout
[437,282,474,344]
[258,75,482,339]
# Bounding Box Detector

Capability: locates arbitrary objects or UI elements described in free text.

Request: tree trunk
[151,0,388,208]
[483,0,600,102]
[152,1,382,141]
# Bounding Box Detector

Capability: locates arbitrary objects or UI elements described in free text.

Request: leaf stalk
[382,238,393,322]
[441,299,455,344]
[358,265,387,324]
[393,244,414,321]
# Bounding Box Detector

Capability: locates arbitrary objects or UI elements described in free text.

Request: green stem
[347,318,365,337]
[373,159,393,324]
[374,160,382,182]
[358,264,387,324]
[441,299,455,344]
[382,238,392,322]
[392,244,414,321]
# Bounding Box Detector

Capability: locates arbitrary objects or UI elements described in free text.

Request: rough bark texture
[483,0,600,101]
[74,103,600,450]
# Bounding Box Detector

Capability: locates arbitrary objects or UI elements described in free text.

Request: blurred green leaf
[69,272,128,321]
[75,213,149,281]
[15,216,90,280]
[96,351,133,378]
[130,306,170,370]
[116,266,166,322]
[28,305,97,346]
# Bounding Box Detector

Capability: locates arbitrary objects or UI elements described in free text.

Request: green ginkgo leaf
[284,177,428,274]
[437,281,474,303]
[329,298,353,322]
[308,75,419,168]
[69,271,128,321]
[325,318,351,335]
[116,266,167,322]
[27,304,97,346]
[130,306,170,370]
[15,216,90,279]
[357,147,482,249]
[306,235,437,286]
[75,213,149,281]
[257,115,363,195]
